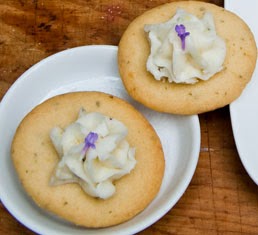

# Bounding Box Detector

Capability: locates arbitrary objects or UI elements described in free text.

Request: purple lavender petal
[82,132,98,154]
[175,24,190,50]
[175,24,186,35]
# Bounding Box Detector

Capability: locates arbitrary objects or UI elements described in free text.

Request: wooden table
[1,0,258,234]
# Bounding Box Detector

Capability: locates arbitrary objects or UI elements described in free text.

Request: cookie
[11,91,164,227]
[118,1,257,114]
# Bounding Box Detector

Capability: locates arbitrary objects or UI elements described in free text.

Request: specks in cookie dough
[53,102,60,106]
[128,72,134,79]
[150,135,157,142]
[96,101,100,107]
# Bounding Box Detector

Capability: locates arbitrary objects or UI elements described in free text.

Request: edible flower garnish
[175,24,190,50]
[82,132,98,154]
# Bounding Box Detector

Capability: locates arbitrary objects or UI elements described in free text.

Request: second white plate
[0,45,200,235]
[226,0,258,184]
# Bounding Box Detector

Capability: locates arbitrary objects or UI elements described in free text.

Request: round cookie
[118,1,257,115]
[11,91,164,228]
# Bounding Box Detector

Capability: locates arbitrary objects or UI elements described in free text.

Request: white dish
[0,45,200,234]
[226,0,258,184]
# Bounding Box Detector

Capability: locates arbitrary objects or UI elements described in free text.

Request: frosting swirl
[50,108,136,199]
[144,8,226,84]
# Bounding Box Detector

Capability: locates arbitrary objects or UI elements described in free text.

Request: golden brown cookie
[11,91,164,228]
[118,1,257,115]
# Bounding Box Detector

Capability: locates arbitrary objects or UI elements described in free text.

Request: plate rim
[0,45,200,235]
[0,45,118,108]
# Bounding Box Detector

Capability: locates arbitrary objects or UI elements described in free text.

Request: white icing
[144,8,226,84]
[50,108,136,199]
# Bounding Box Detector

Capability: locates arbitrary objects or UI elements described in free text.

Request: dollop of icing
[144,8,226,84]
[49,108,136,199]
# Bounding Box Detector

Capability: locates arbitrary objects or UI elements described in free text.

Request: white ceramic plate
[225,0,258,184]
[0,45,200,235]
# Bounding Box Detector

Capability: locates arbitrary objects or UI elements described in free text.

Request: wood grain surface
[1,0,258,234]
